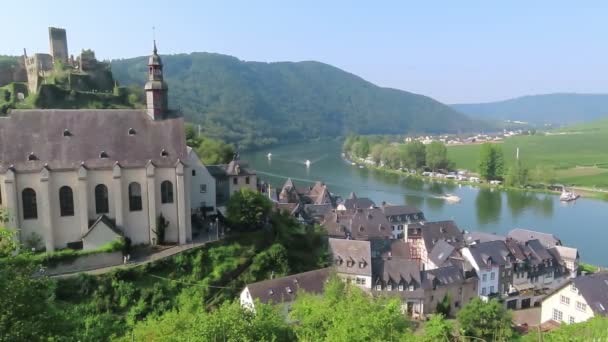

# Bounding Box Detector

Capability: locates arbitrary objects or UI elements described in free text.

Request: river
[243,140,607,266]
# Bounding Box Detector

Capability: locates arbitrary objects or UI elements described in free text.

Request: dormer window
[99,151,109,159]
[160,149,169,157]
[346,259,354,267]
[387,284,392,291]
[128,128,136,135]
[399,284,404,291]
[28,152,38,161]
[268,289,274,295]
[285,286,292,294]
[376,284,382,291]
[63,129,72,137]
[359,226,364,232]
[359,261,366,268]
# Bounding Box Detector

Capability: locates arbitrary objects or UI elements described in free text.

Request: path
[53,227,223,278]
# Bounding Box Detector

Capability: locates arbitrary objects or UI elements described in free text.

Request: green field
[448,119,608,188]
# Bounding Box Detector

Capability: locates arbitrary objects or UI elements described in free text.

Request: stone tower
[144,41,169,120]
[48,27,68,64]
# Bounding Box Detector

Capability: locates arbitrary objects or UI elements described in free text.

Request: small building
[508,228,561,248]
[461,240,513,298]
[81,215,122,251]
[187,147,216,215]
[208,158,257,206]
[380,204,425,239]
[540,272,608,325]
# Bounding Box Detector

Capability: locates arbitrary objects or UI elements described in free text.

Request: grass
[447,120,608,188]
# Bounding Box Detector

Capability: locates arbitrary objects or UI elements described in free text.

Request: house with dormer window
[328,238,372,288]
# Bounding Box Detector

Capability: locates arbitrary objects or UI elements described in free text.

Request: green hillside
[111,52,481,149]
[452,93,608,125]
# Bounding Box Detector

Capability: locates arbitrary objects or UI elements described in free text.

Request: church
[0,42,214,251]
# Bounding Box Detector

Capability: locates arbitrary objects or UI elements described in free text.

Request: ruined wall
[49,27,68,63]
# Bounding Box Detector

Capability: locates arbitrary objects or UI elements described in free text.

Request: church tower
[145,41,169,120]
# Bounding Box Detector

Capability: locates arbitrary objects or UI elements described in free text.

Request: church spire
[144,40,168,120]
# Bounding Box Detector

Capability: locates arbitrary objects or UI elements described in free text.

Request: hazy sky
[4,1,608,103]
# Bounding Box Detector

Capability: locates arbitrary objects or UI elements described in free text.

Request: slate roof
[245,268,331,305]
[303,203,333,220]
[349,208,393,240]
[417,220,465,251]
[523,239,553,264]
[465,231,506,245]
[380,240,411,259]
[572,272,608,317]
[428,240,456,267]
[328,238,372,276]
[0,109,187,173]
[550,245,579,261]
[421,265,467,289]
[508,229,561,247]
[380,204,423,217]
[467,240,512,268]
[373,257,421,286]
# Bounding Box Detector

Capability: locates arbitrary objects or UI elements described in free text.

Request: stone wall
[43,251,123,276]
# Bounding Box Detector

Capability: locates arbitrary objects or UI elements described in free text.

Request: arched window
[161,180,173,204]
[95,184,109,214]
[59,186,74,216]
[128,182,142,211]
[22,188,37,219]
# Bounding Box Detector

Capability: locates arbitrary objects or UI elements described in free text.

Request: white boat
[439,193,461,203]
[351,162,356,166]
[560,191,579,202]
[359,165,364,169]
[305,160,311,167]
[267,153,272,159]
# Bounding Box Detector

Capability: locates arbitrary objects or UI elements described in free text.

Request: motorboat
[560,191,579,202]
[267,153,272,159]
[439,193,461,203]
[305,160,311,167]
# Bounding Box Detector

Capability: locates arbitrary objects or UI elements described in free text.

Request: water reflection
[402,177,424,191]
[404,194,425,209]
[506,191,554,219]
[476,188,502,225]
[427,182,445,195]
[426,196,446,212]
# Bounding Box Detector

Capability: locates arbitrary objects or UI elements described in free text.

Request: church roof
[0,109,187,173]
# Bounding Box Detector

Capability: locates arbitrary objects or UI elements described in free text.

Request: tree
[456,298,514,341]
[426,141,450,171]
[370,144,384,165]
[0,227,19,258]
[478,143,505,180]
[423,314,454,342]
[290,277,412,341]
[353,137,370,158]
[226,188,272,231]
[404,141,426,169]
[435,294,451,317]
[0,260,68,341]
[505,160,529,188]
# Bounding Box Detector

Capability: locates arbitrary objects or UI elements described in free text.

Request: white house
[461,240,513,298]
[0,43,198,251]
[541,272,608,325]
[328,238,372,289]
[187,147,216,214]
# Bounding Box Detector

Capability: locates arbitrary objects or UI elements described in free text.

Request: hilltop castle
[23,27,112,93]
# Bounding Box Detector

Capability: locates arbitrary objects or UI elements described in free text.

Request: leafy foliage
[226,188,273,231]
[456,298,514,341]
[478,143,505,180]
[111,53,478,149]
[426,141,451,171]
[185,123,235,165]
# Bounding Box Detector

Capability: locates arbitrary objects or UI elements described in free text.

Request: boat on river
[560,190,579,202]
[438,193,461,203]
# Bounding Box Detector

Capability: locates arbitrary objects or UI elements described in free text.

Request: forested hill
[111,52,477,149]
[452,93,608,125]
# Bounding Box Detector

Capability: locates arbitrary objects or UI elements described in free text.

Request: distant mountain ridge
[111,52,479,149]
[452,93,608,125]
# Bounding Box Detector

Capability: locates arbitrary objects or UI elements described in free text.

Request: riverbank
[344,155,608,202]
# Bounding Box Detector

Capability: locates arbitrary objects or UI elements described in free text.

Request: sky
[3,0,608,103]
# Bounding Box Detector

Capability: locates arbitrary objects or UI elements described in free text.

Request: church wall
[15,172,45,247]
[155,168,179,243]
[86,170,116,220]
[122,168,150,245]
[50,171,82,248]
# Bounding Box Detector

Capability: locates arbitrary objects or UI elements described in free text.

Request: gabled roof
[550,245,579,261]
[82,214,123,239]
[246,268,331,305]
[508,228,561,248]
[467,240,512,268]
[416,220,464,251]
[428,240,456,267]
[523,239,553,263]
[572,272,608,317]
[465,231,505,245]
[373,257,421,286]
[328,238,372,276]
[422,265,467,289]
[0,109,187,173]
[343,195,376,210]
[349,208,393,240]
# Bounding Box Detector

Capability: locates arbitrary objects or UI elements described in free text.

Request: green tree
[226,188,273,231]
[423,314,454,342]
[404,141,426,169]
[290,277,412,341]
[353,137,370,158]
[426,141,450,171]
[370,144,384,165]
[0,227,19,257]
[456,298,514,341]
[435,294,451,317]
[478,143,505,180]
[505,160,529,188]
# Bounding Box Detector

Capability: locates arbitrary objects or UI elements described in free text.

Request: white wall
[541,284,594,324]
[187,149,216,211]
[461,247,500,297]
